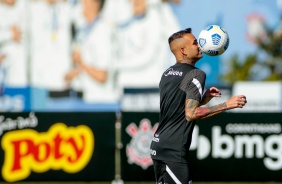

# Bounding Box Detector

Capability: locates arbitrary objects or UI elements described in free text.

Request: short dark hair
[168,28,192,44]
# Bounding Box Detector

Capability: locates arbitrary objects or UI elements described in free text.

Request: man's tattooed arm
[185,99,228,121]
[185,95,247,122]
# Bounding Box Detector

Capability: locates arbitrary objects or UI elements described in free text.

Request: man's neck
[177,60,195,66]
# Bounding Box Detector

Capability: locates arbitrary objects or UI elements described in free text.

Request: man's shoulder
[189,68,206,77]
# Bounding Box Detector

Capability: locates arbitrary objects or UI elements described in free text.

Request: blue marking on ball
[211,33,221,45]
[206,25,213,31]
[199,38,206,47]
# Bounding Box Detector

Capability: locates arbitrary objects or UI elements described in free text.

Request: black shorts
[152,159,192,184]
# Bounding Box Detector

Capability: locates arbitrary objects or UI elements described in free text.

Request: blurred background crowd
[0,0,281,112]
[0,0,181,107]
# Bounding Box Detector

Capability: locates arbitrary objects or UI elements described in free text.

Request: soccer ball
[198,25,229,56]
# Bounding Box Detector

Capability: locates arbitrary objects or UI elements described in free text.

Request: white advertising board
[232,82,282,112]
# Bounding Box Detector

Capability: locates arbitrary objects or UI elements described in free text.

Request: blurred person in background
[29,0,72,97]
[152,0,181,66]
[0,53,6,94]
[102,0,132,26]
[115,0,168,94]
[0,0,28,88]
[65,0,118,104]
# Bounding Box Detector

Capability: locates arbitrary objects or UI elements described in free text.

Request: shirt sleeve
[181,69,206,101]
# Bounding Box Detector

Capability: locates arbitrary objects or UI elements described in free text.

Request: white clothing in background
[0,0,28,87]
[72,12,118,103]
[30,0,72,91]
[102,0,132,26]
[115,10,167,89]
[158,2,181,36]
[151,0,181,66]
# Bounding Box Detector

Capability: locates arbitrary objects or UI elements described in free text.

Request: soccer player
[150,28,247,184]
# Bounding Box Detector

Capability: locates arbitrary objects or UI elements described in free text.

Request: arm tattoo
[185,99,228,121]
[200,102,227,119]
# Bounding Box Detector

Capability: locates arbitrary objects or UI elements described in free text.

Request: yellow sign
[1,123,94,182]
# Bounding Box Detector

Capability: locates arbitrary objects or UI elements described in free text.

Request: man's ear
[180,47,186,55]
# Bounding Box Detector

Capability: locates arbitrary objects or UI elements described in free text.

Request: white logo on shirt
[164,68,183,76]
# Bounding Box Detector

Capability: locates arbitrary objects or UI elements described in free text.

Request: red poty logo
[126,119,158,169]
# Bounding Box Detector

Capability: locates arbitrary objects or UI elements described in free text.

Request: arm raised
[185,95,247,122]
[200,87,221,106]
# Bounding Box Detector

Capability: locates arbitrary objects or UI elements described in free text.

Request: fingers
[211,93,221,97]
[237,95,246,99]
[237,95,247,108]
[226,95,247,109]
[210,87,220,92]
[209,87,221,97]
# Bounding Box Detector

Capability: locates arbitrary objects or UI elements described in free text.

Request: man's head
[168,28,202,65]
[4,0,15,5]
[82,0,105,12]
[130,0,147,16]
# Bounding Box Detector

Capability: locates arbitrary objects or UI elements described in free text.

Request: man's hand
[11,25,21,42]
[72,50,83,66]
[64,68,81,83]
[206,87,221,98]
[200,87,221,105]
[226,95,247,109]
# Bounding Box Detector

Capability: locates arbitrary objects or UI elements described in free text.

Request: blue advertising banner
[0,87,31,112]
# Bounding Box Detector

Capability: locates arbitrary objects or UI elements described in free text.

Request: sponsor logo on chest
[164,68,183,77]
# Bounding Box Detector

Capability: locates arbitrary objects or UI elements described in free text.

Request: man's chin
[197,54,203,60]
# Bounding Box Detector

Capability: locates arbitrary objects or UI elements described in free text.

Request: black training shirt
[150,62,206,163]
